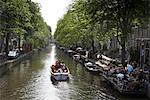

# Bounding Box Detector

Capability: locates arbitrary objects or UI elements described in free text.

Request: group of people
[106,60,150,91]
[51,61,67,73]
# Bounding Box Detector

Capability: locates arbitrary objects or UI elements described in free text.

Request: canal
[0,44,148,100]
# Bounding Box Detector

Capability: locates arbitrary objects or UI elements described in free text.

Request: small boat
[72,54,80,61]
[72,54,84,64]
[84,62,102,73]
[50,62,70,81]
[67,50,76,56]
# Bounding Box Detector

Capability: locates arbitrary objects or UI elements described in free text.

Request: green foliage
[55,0,150,47]
[0,0,5,35]
[26,1,51,48]
[0,0,52,51]
[28,1,51,48]
[54,0,149,65]
[54,0,105,49]
[85,0,150,41]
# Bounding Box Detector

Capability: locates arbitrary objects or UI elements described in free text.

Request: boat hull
[51,73,69,81]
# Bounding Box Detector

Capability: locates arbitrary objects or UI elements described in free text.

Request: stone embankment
[0,50,36,76]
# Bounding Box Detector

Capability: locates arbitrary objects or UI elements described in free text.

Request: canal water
[0,44,148,100]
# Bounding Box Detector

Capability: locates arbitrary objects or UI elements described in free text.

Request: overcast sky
[32,0,72,34]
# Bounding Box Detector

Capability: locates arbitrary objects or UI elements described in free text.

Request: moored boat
[84,62,102,73]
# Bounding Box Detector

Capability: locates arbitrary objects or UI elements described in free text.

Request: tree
[0,0,32,53]
[0,0,5,53]
[55,0,150,66]
[0,0,52,54]
[54,0,104,51]
[84,0,150,66]
[28,1,51,48]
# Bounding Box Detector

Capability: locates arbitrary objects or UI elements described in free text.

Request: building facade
[109,24,150,65]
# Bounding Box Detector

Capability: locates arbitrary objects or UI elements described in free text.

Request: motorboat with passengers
[50,61,70,81]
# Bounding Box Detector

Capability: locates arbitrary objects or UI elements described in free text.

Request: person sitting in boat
[60,62,67,72]
[51,65,56,73]
[133,61,138,69]
[55,61,61,70]
[110,66,117,74]
[54,61,64,73]
[62,64,67,72]
[127,73,135,81]
[116,73,124,80]
[137,68,146,82]
[127,61,134,74]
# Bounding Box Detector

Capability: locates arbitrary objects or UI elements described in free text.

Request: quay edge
[0,50,37,76]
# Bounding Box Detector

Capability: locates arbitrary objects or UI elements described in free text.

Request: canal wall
[0,50,36,76]
[148,83,150,98]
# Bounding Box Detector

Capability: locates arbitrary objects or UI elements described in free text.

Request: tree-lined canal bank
[0,44,148,100]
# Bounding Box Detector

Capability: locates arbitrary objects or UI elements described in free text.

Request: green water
[0,44,148,100]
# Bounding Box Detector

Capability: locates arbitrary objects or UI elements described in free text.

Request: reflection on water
[0,44,147,100]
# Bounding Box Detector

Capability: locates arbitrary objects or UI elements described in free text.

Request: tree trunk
[0,36,3,52]
[120,15,127,67]
[91,38,95,53]
[0,35,5,54]
[18,35,21,51]
[5,33,9,55]
[121,35,126,67]
[121,0,128,67]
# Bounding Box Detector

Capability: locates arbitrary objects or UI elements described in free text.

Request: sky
[32,0,72,34]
